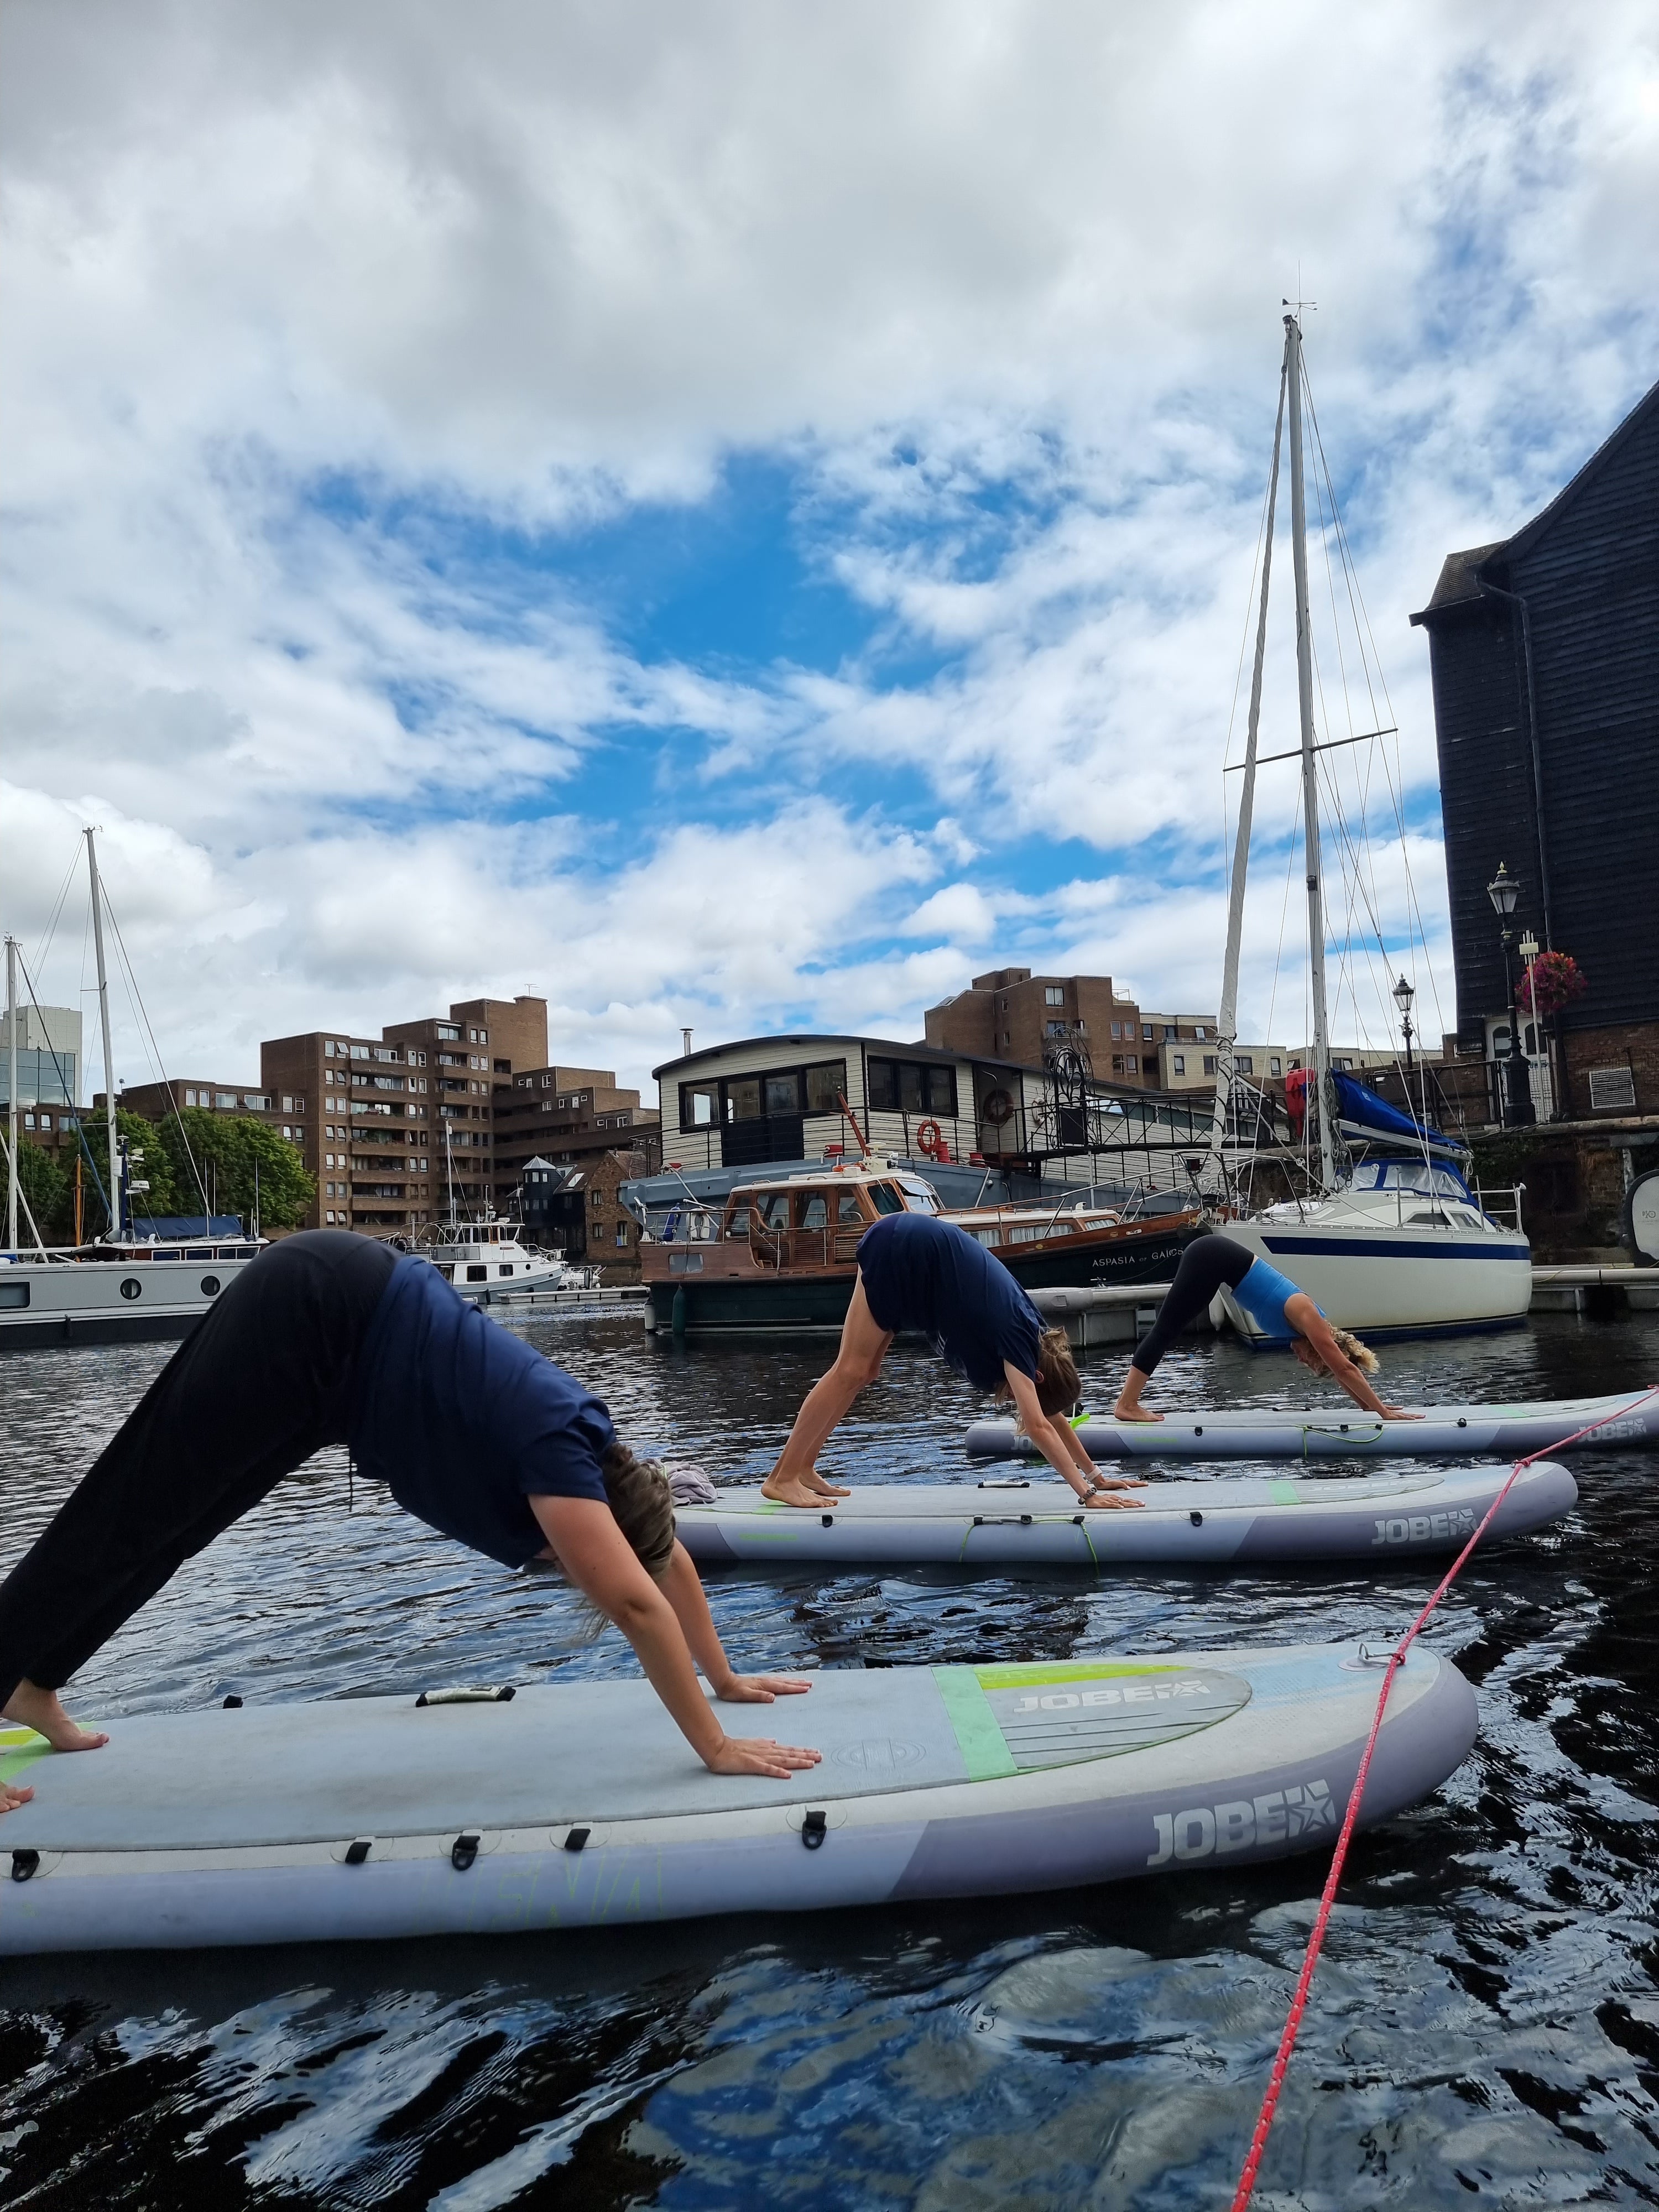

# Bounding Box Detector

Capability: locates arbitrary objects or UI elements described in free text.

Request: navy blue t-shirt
[350,1255,613,1567]
[855,1213,1044,1393]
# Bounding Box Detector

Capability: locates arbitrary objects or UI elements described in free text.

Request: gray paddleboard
[673,1462,1575,1566]
[0,1642,1475,1954]
[964,1390,1659,1462]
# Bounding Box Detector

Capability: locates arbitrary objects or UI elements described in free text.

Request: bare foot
[1,1778,35,1817]
[760,1476,838,1509]
[1112,1402,1165,1423]
[799,1472,852,1499]
[2,1682,109,1754]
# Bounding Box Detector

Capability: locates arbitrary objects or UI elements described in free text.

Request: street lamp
[1392,973,1418,1123]
[1486,862,1535,1128]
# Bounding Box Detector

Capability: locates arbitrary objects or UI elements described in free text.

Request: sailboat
[1,830,264,1349]
[1200,314,1532,1342]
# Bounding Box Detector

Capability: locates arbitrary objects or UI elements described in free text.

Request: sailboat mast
[1201,343,1289,1193]
[5,936,18,1254]
[1284,315,1338,1189]
[86,827,122,1240]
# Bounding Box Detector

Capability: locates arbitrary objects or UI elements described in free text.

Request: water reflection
[2,1310,1657,2205]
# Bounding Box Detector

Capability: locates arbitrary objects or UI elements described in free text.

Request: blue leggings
[1130,1233,1254,1376]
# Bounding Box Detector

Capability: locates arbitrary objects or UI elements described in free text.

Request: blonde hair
[598,1443,676,1579]
[1034,1325,1081,1418]
[1330,1328,1380,1374]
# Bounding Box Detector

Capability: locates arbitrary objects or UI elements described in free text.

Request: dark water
[3,1311,1659,2209]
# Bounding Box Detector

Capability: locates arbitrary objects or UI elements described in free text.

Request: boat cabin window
[867,1058,957,1117]
[755,1192,792,1230]
[467,1264,488,1281]
[726,1077,762,1123]
[896,1177,940,1213]
[800,1194,828,1229]
[837,1192,864,1225]
[805,1061,847,1113]
[869,1182,905,1215]
[679,1060,848,1132]
[726,1206,750,1234]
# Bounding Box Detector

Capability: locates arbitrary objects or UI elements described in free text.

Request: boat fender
[416,1686,516,1707]
[222,1694,243,1709]
[562,1827,590,1854]
[11,1850,39,1884]
[345,1838,373,1866]
[451,1832,481,1872]
[801,1809,828,1850]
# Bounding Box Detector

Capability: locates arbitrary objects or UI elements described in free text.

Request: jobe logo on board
[1371,1507,1477,1546]
[1145,1779,1335,1865]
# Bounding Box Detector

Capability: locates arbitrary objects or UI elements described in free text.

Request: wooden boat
[640,1162,1201,1334]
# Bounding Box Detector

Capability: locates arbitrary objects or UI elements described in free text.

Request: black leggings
[1129,1233,1254,1378]
[0,1231,395,1707]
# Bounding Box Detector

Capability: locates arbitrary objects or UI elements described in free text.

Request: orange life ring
[916,1118,944,1157]
[982,1088,1015,1127]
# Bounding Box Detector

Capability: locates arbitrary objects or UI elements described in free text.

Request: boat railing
[1474,1183,1526,1234]
[748,1222,860,1272]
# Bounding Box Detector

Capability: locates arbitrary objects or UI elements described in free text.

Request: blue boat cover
[1331,1073,1467,1160]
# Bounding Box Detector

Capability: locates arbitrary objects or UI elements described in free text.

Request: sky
[2,0,1656,1103]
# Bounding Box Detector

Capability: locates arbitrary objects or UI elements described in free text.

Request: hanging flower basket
[1518,951,1587,1016]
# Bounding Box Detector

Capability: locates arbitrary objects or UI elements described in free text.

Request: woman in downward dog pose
[1113,1232,1421,1423]
[0,1231,818,1818]
[762,1211,1145,1510]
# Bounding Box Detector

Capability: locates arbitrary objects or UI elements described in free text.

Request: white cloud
[1,0,1653,1090]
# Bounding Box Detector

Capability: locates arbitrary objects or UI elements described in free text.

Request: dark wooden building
[1410,375,1659,1117]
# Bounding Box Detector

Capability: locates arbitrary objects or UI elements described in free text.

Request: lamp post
[1517,927,1544,1118]
[1392,973,1417,1125]
[1486,862,1535,1128]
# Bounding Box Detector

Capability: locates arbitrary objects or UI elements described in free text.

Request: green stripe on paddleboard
[1269,1480,1301,1504]
[971,1660,1189,1691]
[932,1668,1018,1780]
[0,1726,51,1783]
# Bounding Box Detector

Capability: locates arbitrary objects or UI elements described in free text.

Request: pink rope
[1229,1386,1659,2211]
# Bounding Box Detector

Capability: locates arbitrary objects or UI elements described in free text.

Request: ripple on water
[2,1310,1659,2206]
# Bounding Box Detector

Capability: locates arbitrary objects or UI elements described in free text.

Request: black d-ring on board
[451,1832,481,1871]
[801,1809,827,1850]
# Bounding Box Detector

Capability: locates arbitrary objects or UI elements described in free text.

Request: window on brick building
[1044,986,1064,1006]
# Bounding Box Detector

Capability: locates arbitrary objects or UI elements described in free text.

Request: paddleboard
[0,1642,1475,1954]
[672,1462,1575,1567]
[964,1389,1659,1463]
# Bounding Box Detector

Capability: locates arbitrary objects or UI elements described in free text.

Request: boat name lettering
[1013,1679,1209,1713]
[1371,1509,1477,1546]
[1146,1779,1335,1865]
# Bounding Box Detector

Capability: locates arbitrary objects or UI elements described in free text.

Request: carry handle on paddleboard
[415,1686,517,1707]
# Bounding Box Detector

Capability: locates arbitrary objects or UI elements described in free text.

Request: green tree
[116,1108,184,1225]
[158,1108,314,1231]
[3,1134,72,1245]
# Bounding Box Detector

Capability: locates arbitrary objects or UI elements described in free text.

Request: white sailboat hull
[1219,1218,1531,1339]
[0,1245,261,1350]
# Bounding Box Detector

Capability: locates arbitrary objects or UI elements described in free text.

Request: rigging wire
[97,888,211,1218]
[30,843,82,978]
[1302,376,1451,1052]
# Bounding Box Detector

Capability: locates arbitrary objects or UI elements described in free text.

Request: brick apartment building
[261,995,548,1234]
[492,1065,662,1214]
[924,968,1153,1082]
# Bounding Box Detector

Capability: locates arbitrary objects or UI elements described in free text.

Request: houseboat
[640,1162,1200,1335]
